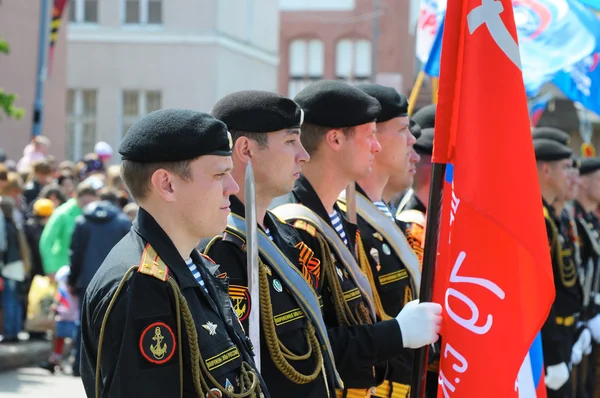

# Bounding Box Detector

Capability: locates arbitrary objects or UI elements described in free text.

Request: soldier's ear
[325,128,344,151]
[233,136,252,162]
[150,168,176,203]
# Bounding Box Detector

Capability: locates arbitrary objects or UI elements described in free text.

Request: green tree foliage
[0,37,25,120]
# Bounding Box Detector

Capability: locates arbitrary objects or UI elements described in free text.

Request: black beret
[533,138,572,162]
[211,90,303,133]
[532,127,570,146]
[355,83,408,123]
[119,109,232,162]
[414,128,434,155]
[409,119,422,140]
[412,104,436,129]
[579,157,600,175]
[572,157,581,169]
[294,80,381,128]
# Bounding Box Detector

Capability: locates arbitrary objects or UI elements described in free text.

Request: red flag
[431,0,555,396]
[48,0,68,76]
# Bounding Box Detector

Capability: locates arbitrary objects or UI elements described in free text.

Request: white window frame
[67,89,97,161]
[122,0,163,26]
[288,38,324,98]
[69,0,99,24]
[335,38,372,85]
[120,90,162,140]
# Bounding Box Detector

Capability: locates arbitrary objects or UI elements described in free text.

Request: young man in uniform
[80,109,268,398]
[534,137,584,397]
[202,90,342,397]
[335,83,422,397]
[271,80,442,397]
[573,157,600,397]
[383,119,421,215]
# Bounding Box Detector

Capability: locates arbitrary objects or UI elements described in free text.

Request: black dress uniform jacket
[203,196,333,397]
[272,175,406,390]
[542,200,582,397]
[80,207,268,398]
[342,184,415,386]
[574,201,600,318]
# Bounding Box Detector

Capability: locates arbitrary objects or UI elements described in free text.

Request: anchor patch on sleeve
[139,321,176,365]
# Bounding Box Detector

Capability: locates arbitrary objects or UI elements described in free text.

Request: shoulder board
[397,209,426,226]
[293,219,317,237]
[137,244,169,282]
[222,230,247,251]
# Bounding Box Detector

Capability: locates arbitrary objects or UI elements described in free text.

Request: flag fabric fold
[431,0,555,396]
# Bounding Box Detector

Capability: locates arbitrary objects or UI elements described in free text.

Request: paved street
[0,367,85,397]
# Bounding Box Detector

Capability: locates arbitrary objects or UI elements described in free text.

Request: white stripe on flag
[517,352,536,398]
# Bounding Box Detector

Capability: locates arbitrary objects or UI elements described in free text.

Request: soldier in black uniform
[201,90,341,397]
[534,138,583,397]
[271,80,443,398]
[574,157,600,397]
[80,109,268,398]
[333,83,422,397]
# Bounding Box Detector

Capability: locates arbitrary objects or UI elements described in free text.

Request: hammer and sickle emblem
[467,0,522,70]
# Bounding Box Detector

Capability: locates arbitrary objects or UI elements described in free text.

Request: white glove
[588,314,600,343]
[580,328,592,356]
[571,341,583,365]
[396,299,442,349]
[545,362,569,391]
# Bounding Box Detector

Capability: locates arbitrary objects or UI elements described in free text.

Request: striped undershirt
[329,210,349,246]
[186,258,208,293]
[264,228,274,241]
[374,200,395,221]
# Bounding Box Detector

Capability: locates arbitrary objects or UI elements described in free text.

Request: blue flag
[514,0,598,95]
[423,16,444,77]
[553,51,600,114]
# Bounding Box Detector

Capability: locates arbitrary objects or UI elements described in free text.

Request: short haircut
[76,181,98,198]
[300,123,355,156]
[98,187,120,205]
[229,129,269,149]
[120,159,193,202]
[32,160,52,175]
[3,172,23,194]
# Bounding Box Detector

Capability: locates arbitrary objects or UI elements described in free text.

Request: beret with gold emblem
[119,108,232,162]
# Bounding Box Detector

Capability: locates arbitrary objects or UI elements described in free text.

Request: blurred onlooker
[0,196,30,343]
[23,160,54,206]
[68,187,130,375]
[122,202,139,222]
[0,148,6,163]
[94,141,113,165]
[3,172,26,227]
[25,184,66,220]
[17,136,51,174]
[39,265,79,373]
[58,161,77,177]
[39,182,98,278]
[25,198,55,278]
[57,173,76,198]
[0,163,8,194]
[107,165,130,208]
[77,153,105,182]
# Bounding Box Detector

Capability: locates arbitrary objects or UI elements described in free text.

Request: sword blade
[245,161,261,370]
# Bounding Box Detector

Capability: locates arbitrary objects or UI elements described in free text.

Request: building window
[69,0,99,23]
[122,90,162,137]
[67,89,97,161]
[335,39,372,84]
[288,39,324,98]
[124,0,162,25]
